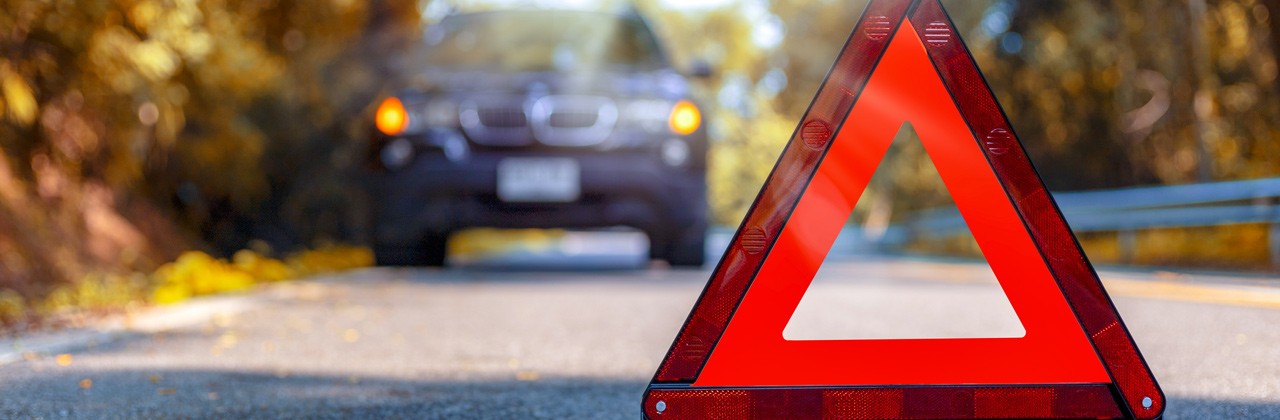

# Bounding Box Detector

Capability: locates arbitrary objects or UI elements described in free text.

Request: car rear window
[420,11,667,73]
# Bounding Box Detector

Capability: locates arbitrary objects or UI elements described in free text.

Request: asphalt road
[1,253,1278,419]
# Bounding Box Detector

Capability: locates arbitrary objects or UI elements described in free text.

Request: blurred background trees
[638,0,1280,221]
[640,0,1280,268]
[0,0,420,296]
[1,0,1279,299]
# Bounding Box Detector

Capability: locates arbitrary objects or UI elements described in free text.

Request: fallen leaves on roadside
[151,252,253,304]
[516,370,540,381]
[218,332,238,348]
[0,289,27,325]
[211,313,235,328]
[150,246,373,305]
[55,354,72,366]
[286,317,312,333]
[79,379,92,389]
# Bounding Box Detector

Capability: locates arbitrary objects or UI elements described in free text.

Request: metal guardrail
[909,177,1280,268]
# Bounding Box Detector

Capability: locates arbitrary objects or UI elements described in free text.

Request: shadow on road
[0,368,644,419]
[1163,397,1280,419]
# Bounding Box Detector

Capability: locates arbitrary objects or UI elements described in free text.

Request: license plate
[496,158,581,202]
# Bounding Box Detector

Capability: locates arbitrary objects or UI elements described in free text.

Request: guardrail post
[1118,230,1137,264]
[1270,222,1280,271]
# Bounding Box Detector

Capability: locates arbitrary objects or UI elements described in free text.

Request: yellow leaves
[130,41,180,82]
[0,63,38,125]
[128,1,163,32]
[286,245,375,275]
[449,228,565,258]
[127,0,211,63]
[1216,2,1251,65]
[173,31,214,64]
[150,282,191,306]
[88,27,184,87]
[87,27,146,93]
[1061,71,1086,95]
[1078,224,1274,270]
[707,109,795,223]
[0,289,26,324]
[151,251,254,303]
[150,246,373,305]
[233,249,292,282]
[39,273,149,313]
[56,354,73,366]
[331,0,359,12]
[217,331,238,348]
[0,2,416,322]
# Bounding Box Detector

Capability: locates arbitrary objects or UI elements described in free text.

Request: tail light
[376,97,409,136]
[669,100,701,135]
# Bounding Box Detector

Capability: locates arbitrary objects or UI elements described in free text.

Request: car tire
[653,225,707,268]
[374,234,448,267]
[374,244,423,266]
[420,234,449,267]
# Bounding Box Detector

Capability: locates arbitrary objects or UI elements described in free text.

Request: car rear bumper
[369,151,706,245]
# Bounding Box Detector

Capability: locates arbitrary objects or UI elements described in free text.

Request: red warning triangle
[644,1,1163,419]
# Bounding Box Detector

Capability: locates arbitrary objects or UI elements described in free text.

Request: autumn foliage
[0,0,418,326]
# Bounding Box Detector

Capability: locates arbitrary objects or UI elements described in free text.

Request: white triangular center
[782,123,1025,340]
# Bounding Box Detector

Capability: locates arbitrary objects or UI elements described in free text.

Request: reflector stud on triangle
[643,1,1164,419]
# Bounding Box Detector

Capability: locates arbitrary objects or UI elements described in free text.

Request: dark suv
[367,9,708,267]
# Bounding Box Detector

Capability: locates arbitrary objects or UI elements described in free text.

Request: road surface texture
[1,254,1278,419]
